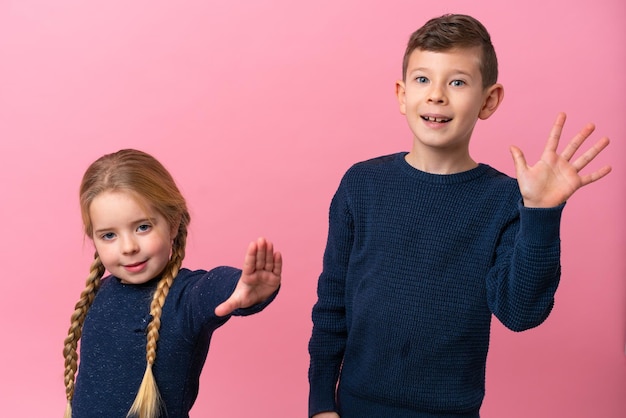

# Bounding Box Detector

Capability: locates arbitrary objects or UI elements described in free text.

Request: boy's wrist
[517,200,565,245]
[522,198,565,209]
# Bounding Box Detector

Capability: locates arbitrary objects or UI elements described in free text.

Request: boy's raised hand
[510,112,611,208]
[215,237,282,317]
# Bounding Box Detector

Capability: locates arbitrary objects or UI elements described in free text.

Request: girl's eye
[101,232,116,241]
[415,76,428,84]
[450,80,465,87]
[137,224,152,233]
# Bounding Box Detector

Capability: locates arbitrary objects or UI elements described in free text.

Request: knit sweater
[308,153,563,417]
[72,266,277,418]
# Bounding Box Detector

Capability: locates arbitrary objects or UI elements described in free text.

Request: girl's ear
[395,80,407,115]
[478,83,504,120]
[170,217,181,240]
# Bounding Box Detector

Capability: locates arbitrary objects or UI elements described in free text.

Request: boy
[308,14,611,418]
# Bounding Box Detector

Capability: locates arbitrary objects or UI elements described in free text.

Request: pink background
[1,1,624,417]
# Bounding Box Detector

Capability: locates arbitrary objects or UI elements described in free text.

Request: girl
[62,149,282,418]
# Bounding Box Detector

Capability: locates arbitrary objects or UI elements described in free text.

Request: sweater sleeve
[308,183,352,416]
[180,266,278,336]
[486,200,564,332]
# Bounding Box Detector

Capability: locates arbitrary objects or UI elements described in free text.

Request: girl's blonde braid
[63,255,106,418]
[127,223,188,418]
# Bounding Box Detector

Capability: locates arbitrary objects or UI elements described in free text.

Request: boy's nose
[427,84,446,104]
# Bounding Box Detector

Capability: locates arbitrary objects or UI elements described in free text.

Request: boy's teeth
[424,116,450,123]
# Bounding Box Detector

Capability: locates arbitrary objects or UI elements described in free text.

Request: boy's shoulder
[344,152,402,176]
[344,153,516,186]
[352,152,400,168]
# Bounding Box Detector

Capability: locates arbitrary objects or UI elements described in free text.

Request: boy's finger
[543,112,566,153]
[560,123,596,162]
[509,145,527,172]
[571,136,609,172]
[580,165,612,187]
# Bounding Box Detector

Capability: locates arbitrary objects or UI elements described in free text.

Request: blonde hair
[63,149,190,418]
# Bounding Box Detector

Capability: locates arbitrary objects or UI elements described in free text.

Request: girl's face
[89,190,175,284]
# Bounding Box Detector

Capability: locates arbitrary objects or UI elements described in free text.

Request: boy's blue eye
[415,76,428,83]
[450,80,465,87]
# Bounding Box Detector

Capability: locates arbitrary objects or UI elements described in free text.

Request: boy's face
[396,47,502,157]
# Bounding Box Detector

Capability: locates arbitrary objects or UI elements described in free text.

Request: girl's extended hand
[215,237,282,317]
[510,112,611,208]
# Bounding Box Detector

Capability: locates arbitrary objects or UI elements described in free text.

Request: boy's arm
[510,112,611,208]
[214,237,282,317]
[308,187,352,417]
[488,113,611,330]
[487,200,563,331]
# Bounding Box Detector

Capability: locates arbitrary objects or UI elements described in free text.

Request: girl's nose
[121,236,139,255]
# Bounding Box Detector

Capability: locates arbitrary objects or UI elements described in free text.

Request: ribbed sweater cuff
[518,200,565,245]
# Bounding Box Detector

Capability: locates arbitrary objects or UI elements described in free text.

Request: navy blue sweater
[308,153,562,417]
[72,267,276,418]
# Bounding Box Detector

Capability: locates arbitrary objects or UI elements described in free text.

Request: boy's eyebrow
[408,67,471,75]
[409,67,475,77]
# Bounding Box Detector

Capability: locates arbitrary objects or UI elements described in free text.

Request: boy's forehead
[407,47,482,72]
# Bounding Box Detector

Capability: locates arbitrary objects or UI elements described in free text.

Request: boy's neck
[404,150,478,174]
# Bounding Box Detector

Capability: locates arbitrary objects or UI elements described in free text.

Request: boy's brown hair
[402,14,498,88]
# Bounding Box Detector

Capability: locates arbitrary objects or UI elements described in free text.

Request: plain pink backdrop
[0,1,624,417]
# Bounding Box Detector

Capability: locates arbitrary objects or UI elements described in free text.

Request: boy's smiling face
[396,47,503,170]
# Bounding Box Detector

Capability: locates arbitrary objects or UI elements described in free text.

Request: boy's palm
[215,237,282,317]
[510,112,611,208]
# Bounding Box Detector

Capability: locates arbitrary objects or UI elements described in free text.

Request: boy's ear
[478,83,504,120]
[395,80,407,115]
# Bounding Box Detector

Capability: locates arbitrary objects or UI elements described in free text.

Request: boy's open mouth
[421,116,451,123]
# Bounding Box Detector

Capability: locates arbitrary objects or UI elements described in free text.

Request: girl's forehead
[90,190,157,222]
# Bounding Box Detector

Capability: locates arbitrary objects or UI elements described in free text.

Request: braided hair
[63,149,190,418]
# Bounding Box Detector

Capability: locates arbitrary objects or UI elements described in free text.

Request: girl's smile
[89,190,176,284]
[123,260,149,274]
